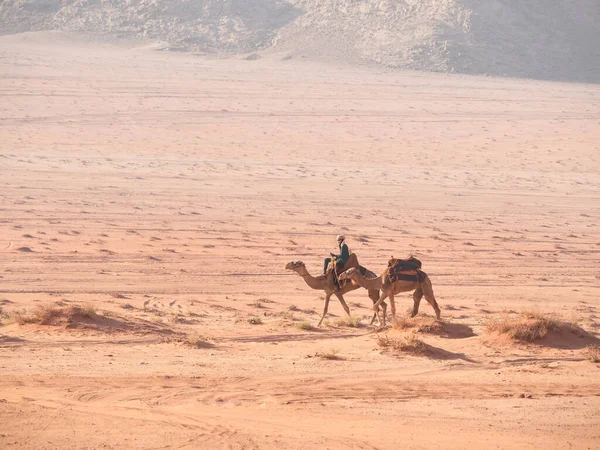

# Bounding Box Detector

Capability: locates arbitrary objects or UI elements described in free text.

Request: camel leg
[422,277,441,319]
[334,293,351,317]
[373,293,389,327]
[367,289,381,326]
[369,307,380,326]
[370,307,382,327]
[388,291,397,324]
[317,293,331,327]
[380,301,387,326]
[369,298,387,326]
[411,286,423,318]
[372,291,388,311]
[370,311,378,326]
[369,295,380,326]
[374,292,391,327]
[370,300,387,327]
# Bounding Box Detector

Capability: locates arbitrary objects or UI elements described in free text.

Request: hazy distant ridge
[1,0,599,82]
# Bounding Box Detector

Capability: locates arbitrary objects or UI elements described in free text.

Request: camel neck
[298,271,326,290]
[352,271,382,290]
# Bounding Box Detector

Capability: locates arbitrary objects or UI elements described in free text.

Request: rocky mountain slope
[1,0,599,82]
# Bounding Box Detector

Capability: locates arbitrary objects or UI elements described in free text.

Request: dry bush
[377,333,428,355]
[75,304,97,318]
[314,349,342,360]
[521,309,557,321]
[1,308,22,325]
[2,309,25,325]
[183,333,213,349]
[168,313,194,324]
[19,305,63,325]
[393,315,443,334]
[486,311,562,342]
[148,313,164,323]
[248,317,263,325]
[333,315,362,328]
[295,321,315,331]
[4,304,98,326]
[277,310,295,321]
[585,345,600,363]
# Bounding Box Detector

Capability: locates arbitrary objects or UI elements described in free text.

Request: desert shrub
[3,304,97,326]
[585,345,600,363]
[74,304,97,318]
[22,305,63,325]
[333,315,361,328]
[314,349,342,360]
[168,313,194,324]
[486,311,562,342]
[295,321,315,331]
[184,333,213,349]
[279,311,295,321]
[393,315,443,334]
[377,333,428,355]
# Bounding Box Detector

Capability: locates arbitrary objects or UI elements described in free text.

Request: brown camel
[338,266,441,325]
[285,260,385,327]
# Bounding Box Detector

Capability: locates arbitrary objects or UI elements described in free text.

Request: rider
[323,234,350,274]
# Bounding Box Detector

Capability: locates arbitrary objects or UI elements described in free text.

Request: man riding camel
[323,234,350,274]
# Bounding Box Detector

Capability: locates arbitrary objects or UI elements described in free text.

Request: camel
[338,266,441,325]
[285,259,386,327]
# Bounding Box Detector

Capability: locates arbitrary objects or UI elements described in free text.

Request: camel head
[285,261,305,272]
[338,267,358,281]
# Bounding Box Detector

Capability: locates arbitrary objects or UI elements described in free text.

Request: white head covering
[336,234,345,242]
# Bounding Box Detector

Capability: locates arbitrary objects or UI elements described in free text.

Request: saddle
[339,253,360,273]
[387,256,425,283]
[328,253,365,289]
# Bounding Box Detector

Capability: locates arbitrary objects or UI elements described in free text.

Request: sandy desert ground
[1,32,600,449]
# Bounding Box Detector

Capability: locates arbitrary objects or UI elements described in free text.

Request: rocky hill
[1,0,599,82]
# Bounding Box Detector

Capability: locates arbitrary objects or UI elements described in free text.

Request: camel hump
[388,255,422,271]
[341,253,360,272]
[326,256,358,274]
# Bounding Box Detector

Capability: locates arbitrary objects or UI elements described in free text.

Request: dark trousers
[323,257,332,274]
[323,257,346,273]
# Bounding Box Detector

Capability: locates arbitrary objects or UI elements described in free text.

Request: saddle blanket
[387,256,425,283]
[388,269,425,283]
